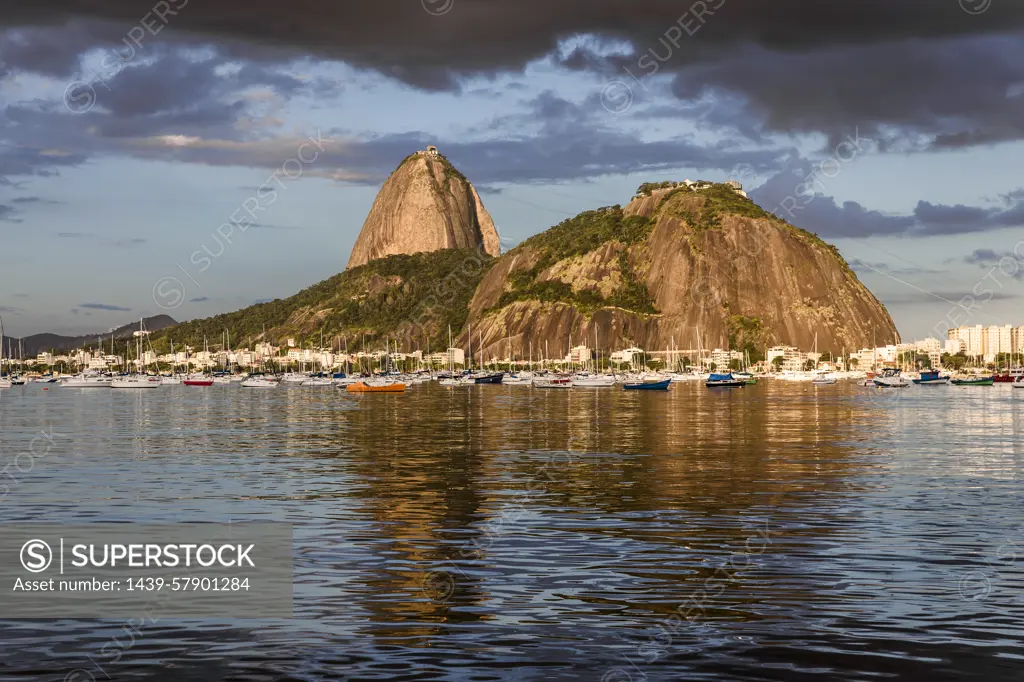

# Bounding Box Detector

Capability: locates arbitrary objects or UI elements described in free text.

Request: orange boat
[346,380,406,393]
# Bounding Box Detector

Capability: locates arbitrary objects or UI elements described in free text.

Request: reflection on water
[1,382,1023,681]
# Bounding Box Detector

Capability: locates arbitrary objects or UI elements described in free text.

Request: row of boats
[8,367,1022,392]
[1,369,755,391]
[865,368,1020,388]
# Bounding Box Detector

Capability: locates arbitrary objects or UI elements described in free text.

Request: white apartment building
[766,346,807,371]
[426,348,465,367]
[947,324,1023,362]
[610,347,644,364]
[706,348,743,369]
[564,345,592,364]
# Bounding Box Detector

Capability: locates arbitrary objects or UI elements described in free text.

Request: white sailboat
[572,326,614,386]
[0,316,11,389]
[112,319,161,389]
[241,375,280,388]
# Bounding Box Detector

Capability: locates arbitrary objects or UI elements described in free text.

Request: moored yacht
[111,374,162,389]
[873,368,910,388]
[241,375,279,388]
[62,372,113,388]
[533,374,572,388]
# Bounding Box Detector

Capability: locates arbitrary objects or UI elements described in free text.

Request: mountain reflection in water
[0,382,1021,681]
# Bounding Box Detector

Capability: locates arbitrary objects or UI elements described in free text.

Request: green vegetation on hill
[661,183,775,232]
[727,314,768,363]
[516,205,651,274]
[149,249,492,353]
[492,205,658,317]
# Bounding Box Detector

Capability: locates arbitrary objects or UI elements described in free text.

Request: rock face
[347,149,501,269]
[460,183,899,360]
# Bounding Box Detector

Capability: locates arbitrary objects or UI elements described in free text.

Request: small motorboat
[811,372,838,385]
[346,380,406,393]
[912,369,949,385]
[301,376,334,387]
[533,376,573,389]
[472,372,505,385]
[1012,377,1024,389]
[951,376,994,386]
[0,377,12,389]
[873,368,909,388]
[183,374,214,386]
[10,376,27,386]
[625,378,671,390]
[501,373,534,385]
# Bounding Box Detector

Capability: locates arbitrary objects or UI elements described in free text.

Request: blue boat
[706,372,746,388]
[473,372,505,385]
[912,369,949,385]
[623,378,671,391]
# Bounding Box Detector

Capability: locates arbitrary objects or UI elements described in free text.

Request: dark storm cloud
[3,1,1023,149]
[883,290,1021,305]
[849,261,940,277]
[7,1,1024,82]
[669,35,1024,150]
[0,48,340,182]
[78,303,130,311]
[750,157,1024,239]
[0,204,20,222]
[961,248,1024,280]
[10,196,59,204]
[964,249,1003,264]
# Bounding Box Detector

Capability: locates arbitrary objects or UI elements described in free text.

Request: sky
[2,0,1024,342]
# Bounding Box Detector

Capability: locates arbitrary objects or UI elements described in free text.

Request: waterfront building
[946,324,1019,363]
[426,348,465,367]
[610,347,643,363]
[766,346,807,371]
[564,345,592,364]
[706,348,744,369]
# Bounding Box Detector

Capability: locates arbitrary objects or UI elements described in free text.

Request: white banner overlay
[0,523,293,618]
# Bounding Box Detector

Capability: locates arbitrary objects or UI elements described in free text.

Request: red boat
[183,376,214,386]
[994,373,1014,383]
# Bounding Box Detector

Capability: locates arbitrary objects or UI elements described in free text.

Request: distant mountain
[11,315,177,356]
[460,182,899,357]
[347,147,500,269]
[147,250,491,353]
